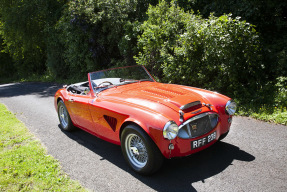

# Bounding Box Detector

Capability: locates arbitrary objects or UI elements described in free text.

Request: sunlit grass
[237,106,287,125]
[0,103,88,191]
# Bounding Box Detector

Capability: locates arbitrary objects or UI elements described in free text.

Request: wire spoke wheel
[125,133,148,168]
[57,100,75,131]
[59,105,68,128]
[121,125,163,175]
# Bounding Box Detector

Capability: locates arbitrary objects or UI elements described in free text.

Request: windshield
[89,65,154,93]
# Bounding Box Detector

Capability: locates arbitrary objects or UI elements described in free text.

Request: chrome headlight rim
[163,121,179,140]
[225,100,237,115]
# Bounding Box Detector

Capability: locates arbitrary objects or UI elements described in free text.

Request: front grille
[178,112,219,139]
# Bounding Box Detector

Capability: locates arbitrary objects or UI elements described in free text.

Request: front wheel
[57,100,76,131]
[121,124,163,175]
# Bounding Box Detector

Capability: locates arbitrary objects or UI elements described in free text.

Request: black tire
[57,100,76,131]
[219,130,229,141]
[121,124,163,175]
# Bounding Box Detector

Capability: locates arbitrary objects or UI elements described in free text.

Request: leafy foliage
[135,1,263,106]
[0,0,286,122]
[46,0,158,80]
[0,34,14,80]
[178,0,287,88]
[0,0,65,76]
[275,77,287,108]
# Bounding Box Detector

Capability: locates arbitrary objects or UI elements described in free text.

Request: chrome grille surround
[178,112,219,139]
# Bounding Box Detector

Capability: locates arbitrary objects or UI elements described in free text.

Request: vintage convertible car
[54,65,236,175]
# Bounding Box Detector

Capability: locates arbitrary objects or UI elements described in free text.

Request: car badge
[191,124,197,132]
[191,109,202,114]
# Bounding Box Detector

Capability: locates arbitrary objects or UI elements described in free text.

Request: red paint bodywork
[54,72,232,159]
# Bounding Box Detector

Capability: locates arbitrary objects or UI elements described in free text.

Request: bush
[0,0,64,77]
[178,0,287,86]
[0,35,14,81]
[46,0,158,80]
[275,76,287,108]
[135,1,263,106]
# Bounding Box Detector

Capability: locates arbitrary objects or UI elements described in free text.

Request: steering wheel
[97,81,113,87]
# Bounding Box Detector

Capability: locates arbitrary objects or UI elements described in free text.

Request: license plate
[191,131,216,150]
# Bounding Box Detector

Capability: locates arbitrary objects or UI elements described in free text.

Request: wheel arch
[57,97,63,104]
[54,91,65,111]
[119,121,146,142]
[118,119,166,156]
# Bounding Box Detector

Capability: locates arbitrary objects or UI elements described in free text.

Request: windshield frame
[88,65,155,96]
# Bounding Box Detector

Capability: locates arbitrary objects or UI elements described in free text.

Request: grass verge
[0,103,87,191]
[237,107,287,126]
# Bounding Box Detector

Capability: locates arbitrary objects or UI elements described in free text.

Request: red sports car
[54,65,236,175]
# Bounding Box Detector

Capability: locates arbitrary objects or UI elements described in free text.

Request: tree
[135,1,263,105]
[0,0,65,77]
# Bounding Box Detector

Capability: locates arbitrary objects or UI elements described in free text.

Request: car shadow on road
[60,125,255,192]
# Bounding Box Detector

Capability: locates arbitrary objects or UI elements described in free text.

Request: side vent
[104,115,117,131]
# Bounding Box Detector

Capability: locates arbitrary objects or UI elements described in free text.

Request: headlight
[225,100,237,115]
[163,121,179,140]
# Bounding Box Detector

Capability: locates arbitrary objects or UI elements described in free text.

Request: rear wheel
[121,124,163,175]
[57,100,76,131]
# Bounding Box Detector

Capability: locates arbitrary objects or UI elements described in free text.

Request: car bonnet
[99,82,213,114]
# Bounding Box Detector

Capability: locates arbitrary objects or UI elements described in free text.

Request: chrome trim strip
[178,112,217,129]
[186,123,192,138]
[179,110,184,122]
[180,100,201,110]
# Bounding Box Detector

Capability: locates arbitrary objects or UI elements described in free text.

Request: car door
[67,92,95,130]
[87,72,127,142]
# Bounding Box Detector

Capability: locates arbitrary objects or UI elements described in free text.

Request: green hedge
[46,0,157,80]
[0,0,286,110]
[135,1,264,106]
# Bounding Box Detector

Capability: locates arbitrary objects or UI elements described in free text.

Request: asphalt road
[0,82,286,192]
